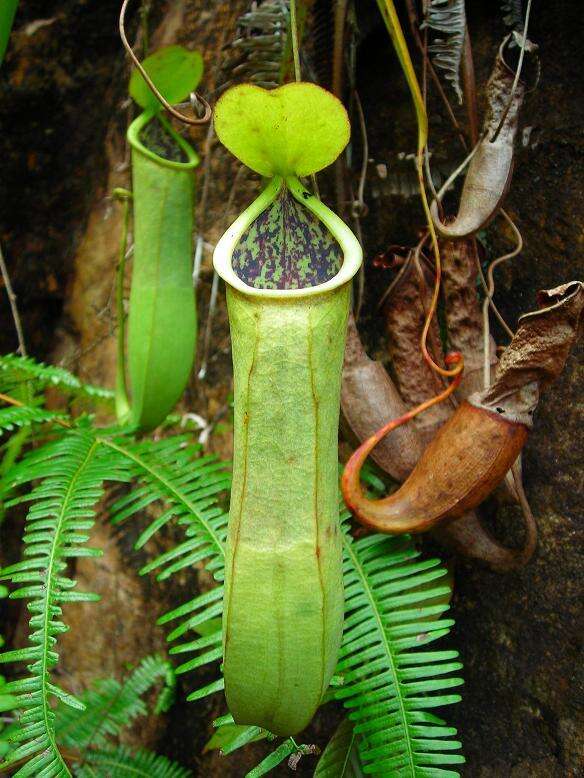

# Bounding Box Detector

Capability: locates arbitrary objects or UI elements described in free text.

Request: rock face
[441,4,583,775]
[0,0,582,775]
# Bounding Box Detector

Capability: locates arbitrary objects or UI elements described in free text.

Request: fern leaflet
[500,0,523,29]
[0,354,114,403]
[106,435,230,701]
[74,746,192,777]
[107,435,229,583]
[0,429,127,777]
[314,718,364,777]
[0,404,65,434]
[55,655,175,750]
[422,0,466,103]
[335,524,464,776]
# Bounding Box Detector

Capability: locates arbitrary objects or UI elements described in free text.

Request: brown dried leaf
[470,281,584,425]
[384,262,452,443]
[433,504,535,573]
[431,38,532,239]
[441,237,498,398]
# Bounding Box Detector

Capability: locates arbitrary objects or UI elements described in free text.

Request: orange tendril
[341,352,463,520]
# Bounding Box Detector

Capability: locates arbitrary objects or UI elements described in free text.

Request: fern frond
[315,718,364,777]
[0,353,114,403]
[153,503,463,777]
[74,746,192,778]
[335,520,464,776]
[0,430,128,777]
[206,716,267,755]
[108,435,229,582]
[422,0,466,103]
[55,655,175,750]
[95,418,464,775]
[245,739,297,777]
[225,1,290,90]
[0,404,65,434]
[103,434,230,702]
[500,0,523,29]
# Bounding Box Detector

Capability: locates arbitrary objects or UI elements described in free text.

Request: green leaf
[75,746,192,778]
[0,694,16,713]
[130,45,203,112]
[335,524,464,776]
[55,655,175,749]
[314,719,364,777]
[245,739,296,777]
[204,723,266,755]
[0,0,18,68]
[214,82,350,177]
[0,429,127,777]
[0,353,114,403]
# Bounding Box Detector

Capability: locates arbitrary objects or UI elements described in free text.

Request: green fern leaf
[422,0,466,103]
[0,354,114,403]
[0,404,64,433]
[335,521,464,776]
[103,434,231,701]
[86,425,463,777]
[245,739,297,777]
[500,0,523,29]
[0,429,127,777]
[205,720,267,755]
[73,746,192,777]
[315,718,364,777]
[108,436,230,582]
[55,655,175,750]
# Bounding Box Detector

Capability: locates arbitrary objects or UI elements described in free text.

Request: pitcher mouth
[127,110,200,171]
[213,176,362,299]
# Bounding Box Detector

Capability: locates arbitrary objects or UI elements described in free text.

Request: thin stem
[376,0,463,382]
[432,138,482,209]
[404,0,468,150]
[0,240,27,356]
[119,0,211,126]
[510,460,537,564]
[480,209,522,386]
[289,0,301,82]
[490,0,533,142]
[462,25,479,145]
[416,149,462,380]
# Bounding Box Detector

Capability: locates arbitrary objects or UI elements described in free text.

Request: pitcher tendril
[119,0,211,125]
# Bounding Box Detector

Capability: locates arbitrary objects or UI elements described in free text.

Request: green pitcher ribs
[214,143,362,732]
[224,285,347,735]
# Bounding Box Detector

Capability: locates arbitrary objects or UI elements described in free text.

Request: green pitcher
[214,83,362,735]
